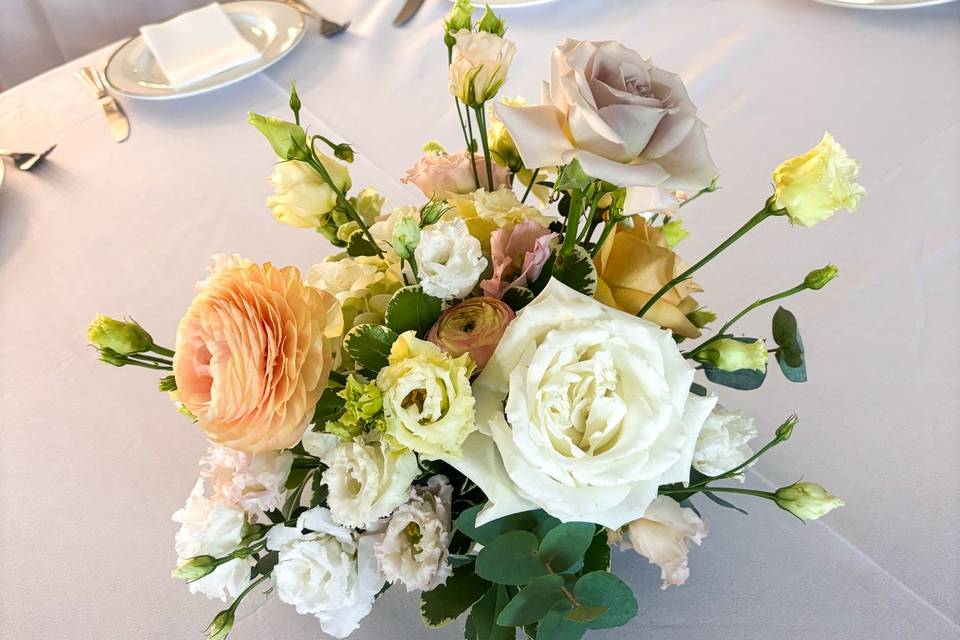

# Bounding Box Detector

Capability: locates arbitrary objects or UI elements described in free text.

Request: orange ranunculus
[174,256,342,453]
[593,219,702,339]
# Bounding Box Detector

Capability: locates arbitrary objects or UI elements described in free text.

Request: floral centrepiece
[89,3,860,639]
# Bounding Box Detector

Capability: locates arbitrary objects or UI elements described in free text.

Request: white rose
[442,279,716,529]
[171,479,251,601]
[612,495,708,589]
[415,219,487,300]
[374,475,454,592]
[266,507,385,639]
[496,39,717,203]
[200,445,293,514]
[448,30,517,107]
[693,406,757,479]
[321,437,419,528]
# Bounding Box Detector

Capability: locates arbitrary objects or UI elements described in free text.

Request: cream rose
[496,39,717,200]
[443,279,716,528]
[448,30,517,107]
[174,257,342,453]
[377,331,477,458]
[266,155,351,229]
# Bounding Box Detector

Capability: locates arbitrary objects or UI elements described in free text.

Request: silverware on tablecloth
[0,145,58,171]
[394,0,427,26]
[75,67,130,143]
[281,0,349,37]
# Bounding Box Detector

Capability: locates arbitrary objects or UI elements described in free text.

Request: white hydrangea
[321,437,419,529]
[692,405,757,479]
[266,507,385,639]
[374,475,454,592]
[415,218,487,299]
[200,444,293,514]
[171,479,252,601]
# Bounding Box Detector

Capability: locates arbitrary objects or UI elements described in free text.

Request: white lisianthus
[415,219,487,300]
[448,30,517,107]
[200,445,293,514]
[374,475,454,592]
[266,507,385,639]
[301,429,340,458]
[171,479,251,601]
[321,437,419,528]
[693,406,757,479]
[611,495,708,589]
[443,279,717,528]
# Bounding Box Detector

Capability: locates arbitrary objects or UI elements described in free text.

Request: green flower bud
[776,415,798,441]
[332,143,354,163]
[205,609,235,640]
[444,0,473,48]
[695,338,768,372]
[325,374,386,440]
[289,80,301,124]
[172,555,220,582]
[477,5,506,36]
[87,314,153,355]
[239,522,271,547]
[97,348,128,367]
[248,112,309,161]
[775,481,844,521]
[422,140,446,155]
[660,219,689,249]
[686,308,717,330]
[419,200,449,228]
[392,213,421,260]
[158,374,177,392]
[804,264,839,290]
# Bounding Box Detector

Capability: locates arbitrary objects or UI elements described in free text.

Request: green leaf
[254,550,279,576]
[772,307,803,366]
[346,231,379,257]
[343,324,398,373]
[476,531,549,585]
[538,523,595,573]
[777,350,807,383]
[502,286,535,312]
[572,571,638,629]
[284,465,310,491]
[466,585,514,640]
[312,387,346,427]
[420,563,490,628]
[689,382,708,397]
[555,159,592,192]
[456,505,540,545]
[497,575,565,626]
[384,285,443,335]
[532,515,561,541]
[579,530,611,574]
[536,602,586,640]
[702,491,748,515]
[310,468,328,508]
[703,365,766,390]
[552,245,597,296]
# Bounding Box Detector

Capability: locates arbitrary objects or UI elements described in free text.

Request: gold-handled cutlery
[394,0,427,26]
[0,145,57,171]
[280,0,349,37]
[75,67,130,143]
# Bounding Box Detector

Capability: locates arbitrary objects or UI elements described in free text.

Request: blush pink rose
[426,297,515,370]
[174,256,342,453]
[480,219,556,298]
[402,150,510,198]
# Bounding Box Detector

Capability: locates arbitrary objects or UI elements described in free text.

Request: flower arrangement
[88,3,861,639]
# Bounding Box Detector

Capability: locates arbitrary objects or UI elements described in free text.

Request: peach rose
[174,256,342,453]
[401,150,509,199]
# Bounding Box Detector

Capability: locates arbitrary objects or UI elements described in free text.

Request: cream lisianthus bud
[772,132,865,227]
[448,30,517,107]
[775,482,844,521]
[695,338,768,372]
[392,213,421,260]
[87,314,154,354]
[804,264,839,290]
[172,555,221,582]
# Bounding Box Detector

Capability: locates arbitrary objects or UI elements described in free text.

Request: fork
[281,0,349,37]
[0,145,57,171]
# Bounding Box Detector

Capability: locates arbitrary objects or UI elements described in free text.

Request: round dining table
[1,0,958,638]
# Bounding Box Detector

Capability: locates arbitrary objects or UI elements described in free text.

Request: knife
[76,67,130,143]
[393,0,427,26]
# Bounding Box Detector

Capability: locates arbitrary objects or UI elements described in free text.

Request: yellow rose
[174,257,342,453]
[447,187,552,251]
[266,154,351,229]
[594,218,702,338]
[376,331,476,458]
[772,132,865,227]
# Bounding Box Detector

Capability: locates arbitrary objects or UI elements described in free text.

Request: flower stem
[229,574,270,613]
[474,106,495,191]
[679,179,718,208]
[637,203,775,319]
[150,344,175,357]
[305,153,384,259]
[557,189,584,263]
[661,485,777,502]
[520,167,539,204]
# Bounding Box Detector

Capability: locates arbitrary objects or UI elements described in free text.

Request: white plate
[105,1,305,100]
[460,0,559,7]
[813,0,956,8]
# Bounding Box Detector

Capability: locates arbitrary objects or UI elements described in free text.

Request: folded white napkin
[140,2,262,88]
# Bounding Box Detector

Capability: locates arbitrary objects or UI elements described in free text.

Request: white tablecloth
[1,1,958,638]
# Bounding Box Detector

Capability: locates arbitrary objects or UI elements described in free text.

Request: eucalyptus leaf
[563,605,607,624]
[456,506,540,545]
[466,585,513,640]
[536,602,586,640]
[533,515,561,541]
[772,307,805,367]
[572,571,638,629]
[579,530,611,574]
[384,285,443,335]
[476,530,549,585]
[538,522,595,573]
[497,575,565,626]
[777,351,808,383]
[703,365,766,390]
[552,245,597,296]
[420,563,490,628]
[343,324,398,373]
[346,231,379,257]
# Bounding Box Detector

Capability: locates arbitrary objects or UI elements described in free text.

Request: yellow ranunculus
[772,132,864,227]
[266,154,351,229]
[593,218,702,338]
[376,331,476,458]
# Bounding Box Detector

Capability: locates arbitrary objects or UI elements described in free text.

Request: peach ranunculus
[480,219,556,298]
[594,219,702,339]
[174,255,342,453]
[401,150,509,199]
